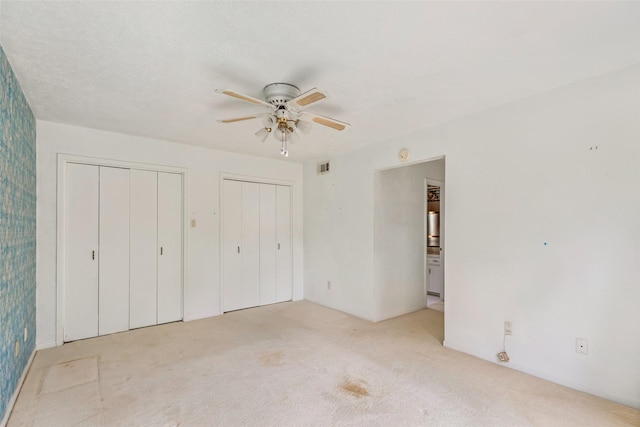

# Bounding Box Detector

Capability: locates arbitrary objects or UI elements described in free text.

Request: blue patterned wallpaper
[0,45,36,421]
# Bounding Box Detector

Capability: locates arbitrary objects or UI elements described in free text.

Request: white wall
[303,64,640,408]
[36,120,304,348]
[303,152,375,320]
[373,159,444,321]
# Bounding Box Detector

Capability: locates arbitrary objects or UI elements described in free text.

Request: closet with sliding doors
[222,179,292,312]
[62,162,183,342]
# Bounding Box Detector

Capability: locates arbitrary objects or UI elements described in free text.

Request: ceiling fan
[216,83,350,157]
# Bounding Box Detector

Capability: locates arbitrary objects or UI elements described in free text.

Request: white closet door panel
[130,170,158,329]
[259,184,277,305]
[276,185,293,302]
[223,180,242,312]
[98,167,131,336]
[64,163,99,342]
[242,182,260,308]
[157,172,183,324]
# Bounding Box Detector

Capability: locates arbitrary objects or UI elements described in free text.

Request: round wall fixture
[399,148,410,162]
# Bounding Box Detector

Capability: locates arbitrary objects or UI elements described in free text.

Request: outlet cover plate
[504,321,512,335]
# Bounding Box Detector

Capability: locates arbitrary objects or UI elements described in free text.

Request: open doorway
[426,179,444,312]
[373,157,445,321]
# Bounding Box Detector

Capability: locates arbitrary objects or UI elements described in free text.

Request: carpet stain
[260,351,284,366]
[340,378,370,398]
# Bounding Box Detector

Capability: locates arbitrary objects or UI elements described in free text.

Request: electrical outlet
[576,338,588,355]
[497,351,510,362]
[327,281,331,290]
[504,321,512,335]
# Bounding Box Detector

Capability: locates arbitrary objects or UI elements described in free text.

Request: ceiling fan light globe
[273,127,288,142]
[255,127,271,143]
[262,115,276,128]
[296,120,312,134]
[290,129,300,143]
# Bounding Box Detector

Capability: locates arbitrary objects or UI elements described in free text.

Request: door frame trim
[56,154,188,346]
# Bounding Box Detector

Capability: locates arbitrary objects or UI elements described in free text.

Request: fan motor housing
[263,83,300,106]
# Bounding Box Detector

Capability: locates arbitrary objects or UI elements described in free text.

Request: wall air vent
[316,161,331,175]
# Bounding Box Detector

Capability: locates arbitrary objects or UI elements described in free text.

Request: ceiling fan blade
[215,89,275,109]
[299,111,350,132]
[287,88,328,110]
[217,115,262,124]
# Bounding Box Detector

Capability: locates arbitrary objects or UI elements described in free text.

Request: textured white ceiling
[1,1,639,162]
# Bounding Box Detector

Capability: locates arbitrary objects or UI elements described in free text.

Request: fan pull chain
[279,124,289,157]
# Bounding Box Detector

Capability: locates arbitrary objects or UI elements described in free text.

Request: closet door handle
[237,246,240,254]
[160,247,163,255]
[92,250,95,260]
[277,243,280,250]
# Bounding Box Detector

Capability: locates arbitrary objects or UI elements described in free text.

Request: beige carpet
[8,301,639,426]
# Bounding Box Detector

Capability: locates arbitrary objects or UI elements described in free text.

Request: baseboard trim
[183,312,221,322]
[302,297,374,322]
[373,304,427,323]
[444,339,640,410]
[1,349,36,427]
[36,341,57,350]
